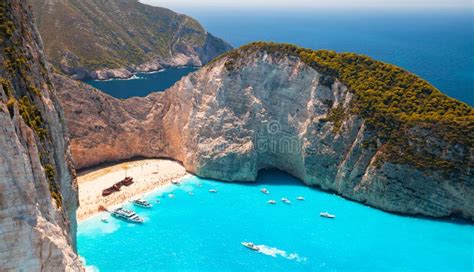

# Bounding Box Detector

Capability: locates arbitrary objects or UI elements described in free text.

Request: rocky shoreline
[69,57,204,81]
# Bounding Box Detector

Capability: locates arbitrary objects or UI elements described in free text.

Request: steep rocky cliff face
[29,0,232,80]
[55,44,473,221]
[0,1,82,270]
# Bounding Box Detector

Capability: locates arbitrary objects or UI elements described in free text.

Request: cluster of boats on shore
[103,181,219,224]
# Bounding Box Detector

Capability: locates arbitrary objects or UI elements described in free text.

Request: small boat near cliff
[241,242,260,251]
[171,180,181,186]
[281,198,291,204]
[209,189,218,193]
[260,188,269,194]
[111,208,144,223]
[133,199,152,208]
[296,196,305,201]
[267,200,277,204]
[320,212,336,219]
[101,218,109,223]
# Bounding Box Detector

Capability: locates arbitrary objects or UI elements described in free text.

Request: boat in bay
[241,242,260,251]
[133,199,152,208]
[111,208,144,223]
[320,212,336,219]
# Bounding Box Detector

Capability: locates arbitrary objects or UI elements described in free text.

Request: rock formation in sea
[55,43,474,221]
[0,0,82,270]
[29,0,233,80]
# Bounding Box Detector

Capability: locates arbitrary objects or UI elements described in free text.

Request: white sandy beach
[77,159,188,221]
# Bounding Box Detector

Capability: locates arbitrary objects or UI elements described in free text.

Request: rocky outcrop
[54,44,473,221]
[0,0,82,270]
[29,0,232,80]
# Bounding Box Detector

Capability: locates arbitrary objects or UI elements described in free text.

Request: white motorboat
[267,200,277,204]
[209,189,218,193]
[320,212,336,219]
[171,180,181,186]
[241,242,260,251]
[132,198,152,208]
[168,194,175,198]
[296,196,305,201]
[281,198,291,204]
[260,188,270,194]
[111,208,144,223]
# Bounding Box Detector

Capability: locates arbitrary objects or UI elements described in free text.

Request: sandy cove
[76,159,189,221]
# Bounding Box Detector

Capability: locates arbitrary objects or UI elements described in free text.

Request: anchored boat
[111,208,144,223]
[281,198,291,204]
[133,198,152,208]
[320,212,336,219]
[260,188,269,194]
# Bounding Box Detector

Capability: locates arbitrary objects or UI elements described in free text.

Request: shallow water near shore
[77,170,474,271]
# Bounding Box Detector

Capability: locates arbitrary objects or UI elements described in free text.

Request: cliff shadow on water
[248,169,473,225]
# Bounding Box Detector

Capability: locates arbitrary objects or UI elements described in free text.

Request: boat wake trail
[256,245,307,262]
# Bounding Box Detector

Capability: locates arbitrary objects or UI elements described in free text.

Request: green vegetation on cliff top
[214,42,474,171]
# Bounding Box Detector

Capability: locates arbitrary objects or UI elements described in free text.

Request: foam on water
[81,257,100,272]
[256,244,307,263]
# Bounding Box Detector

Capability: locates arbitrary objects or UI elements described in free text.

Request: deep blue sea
[78,170,474,271]
[86,10,474,105]
[84,67,198,99]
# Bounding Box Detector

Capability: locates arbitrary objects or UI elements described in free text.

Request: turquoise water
[78,170,474,271]
[84,67,198,99]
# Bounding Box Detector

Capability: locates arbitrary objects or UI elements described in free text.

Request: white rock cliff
[0,1,82,270]
[55,47,473,221]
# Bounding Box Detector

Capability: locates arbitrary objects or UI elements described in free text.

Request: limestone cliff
[0,1,82,270]
[54,43,473,221]
[29,0,232,80]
